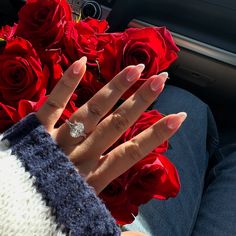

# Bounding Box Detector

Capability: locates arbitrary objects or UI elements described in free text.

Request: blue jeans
[124,85,236,236]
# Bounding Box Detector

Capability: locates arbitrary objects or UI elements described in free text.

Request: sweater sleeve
[0,113,121,236]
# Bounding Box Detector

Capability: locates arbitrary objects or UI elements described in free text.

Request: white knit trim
[0,137,66,236]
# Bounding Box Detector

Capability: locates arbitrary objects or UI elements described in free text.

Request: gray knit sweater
[0,113,121,236]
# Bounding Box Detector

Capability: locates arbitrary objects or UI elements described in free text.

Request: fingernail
[166,112,187,130]
[73,56,87,75]
[126,64,145,82]
[150,72,168,92]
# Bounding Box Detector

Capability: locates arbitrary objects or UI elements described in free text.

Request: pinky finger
[88,112,187,194]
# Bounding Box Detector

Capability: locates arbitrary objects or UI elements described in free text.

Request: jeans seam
[188,175,207,236]
[211,149,225,178]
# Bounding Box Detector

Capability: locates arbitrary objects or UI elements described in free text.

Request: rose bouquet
[0,0,180,225]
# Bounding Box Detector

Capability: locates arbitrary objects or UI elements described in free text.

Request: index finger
[36,57,87,130]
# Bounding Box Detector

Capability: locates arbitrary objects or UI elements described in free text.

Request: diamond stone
[70,122,85,138]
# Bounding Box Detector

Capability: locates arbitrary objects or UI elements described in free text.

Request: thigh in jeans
[124,85,219,236]
[192,144,236,236]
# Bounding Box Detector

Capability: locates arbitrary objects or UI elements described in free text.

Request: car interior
[0,0,235,145]
[75,0,236,146]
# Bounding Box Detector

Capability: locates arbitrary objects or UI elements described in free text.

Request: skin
[36,56,187,236]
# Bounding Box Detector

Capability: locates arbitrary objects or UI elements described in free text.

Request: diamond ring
[65,119,87,138]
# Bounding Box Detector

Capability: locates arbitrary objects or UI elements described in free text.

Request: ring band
[65,119,87,138]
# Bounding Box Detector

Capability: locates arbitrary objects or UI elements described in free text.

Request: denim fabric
[124,86,236,235]
[192,144,236,236]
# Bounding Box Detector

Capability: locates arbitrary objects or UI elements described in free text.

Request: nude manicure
[166,112,187,130]
[73,56,87,75]
[150,72,169,92]
[126,64,145,82]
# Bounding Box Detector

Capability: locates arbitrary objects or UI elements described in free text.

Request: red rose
[15,91,77,126]
[75,71,104,107]
[123,27,179,78]
[39,49,63,92]
[80,17,109,34]
[156,27,180,69]
[99,177,138,225]
[0,24,17,40]
[62,19,107,67]
[100,27,179,80]
[0,37,48,107]
[126,153,180,206]
[98,27,179,97]
[97,33,124,81]
[16,0,72,48]
[16,91,47,119]
[0,103,17,133]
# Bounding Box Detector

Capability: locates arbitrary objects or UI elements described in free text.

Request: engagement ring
[65,119,87,138]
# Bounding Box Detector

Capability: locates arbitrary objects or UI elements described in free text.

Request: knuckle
[138,92,150,104]
[111,109,130,132]
[87,103,103,118]
[125,140,143,162]
[60,77,74,89]
[93,123,105,136]
[45,99,64,110]
[112,80,124,93]
[153,125,166,142]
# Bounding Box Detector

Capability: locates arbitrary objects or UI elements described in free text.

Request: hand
[36,57,187,194]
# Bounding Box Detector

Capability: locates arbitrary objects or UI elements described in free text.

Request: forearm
[0,113,120,236]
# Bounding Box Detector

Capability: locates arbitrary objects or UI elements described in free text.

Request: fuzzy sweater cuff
[2,113,120,236]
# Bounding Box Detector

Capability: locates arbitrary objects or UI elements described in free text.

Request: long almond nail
[73,56,87,75]
[126,64,145,82]
[166,112,187,130]
[150,72,168,92]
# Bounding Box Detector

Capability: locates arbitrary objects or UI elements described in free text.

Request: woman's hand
[36,56,187,194]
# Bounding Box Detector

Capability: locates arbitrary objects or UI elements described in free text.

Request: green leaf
[0,38,6,44]
[75,10,82,23]
[0,38,6,52]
